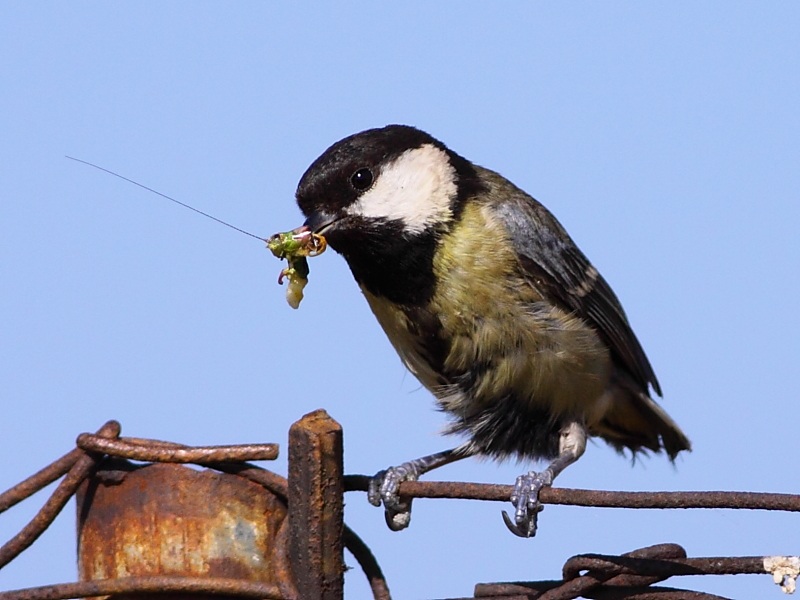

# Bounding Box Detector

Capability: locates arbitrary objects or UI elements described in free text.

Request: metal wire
[76,433,278,462]
[470,542,795,600]
[344,475,800,512]
[2,423,797,600]
[0,421,121,569]
[0,576,287,600]
[342,477,799,598]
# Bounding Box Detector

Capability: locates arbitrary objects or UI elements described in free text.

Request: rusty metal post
[287,410,344,600]
[77,461,293,599]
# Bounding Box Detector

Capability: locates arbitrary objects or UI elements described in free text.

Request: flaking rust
[287,410,344,600]
[76,462,293,592]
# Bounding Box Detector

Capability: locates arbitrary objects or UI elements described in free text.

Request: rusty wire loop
[473,542,795,600]
[0,576,286,600]
[344,475,800,512]
[541,543,689,599]
[76,433,278,463]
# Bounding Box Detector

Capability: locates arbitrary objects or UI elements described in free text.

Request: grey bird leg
[502,421,587,538]
[368,447,473,531]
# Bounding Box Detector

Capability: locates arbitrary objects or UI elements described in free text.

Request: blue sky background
[1,3,798,598]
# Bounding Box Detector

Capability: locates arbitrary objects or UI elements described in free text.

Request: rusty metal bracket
[0,413,391,600]
[288,409,344,600]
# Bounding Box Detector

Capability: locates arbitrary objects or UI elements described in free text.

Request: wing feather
[488,176,662,396]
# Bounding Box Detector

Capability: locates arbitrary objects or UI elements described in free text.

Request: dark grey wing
[492,188,662,397]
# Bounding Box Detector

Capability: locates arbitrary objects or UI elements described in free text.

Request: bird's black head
[295,125,485,304]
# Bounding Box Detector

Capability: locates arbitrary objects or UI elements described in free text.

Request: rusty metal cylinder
[76,461,292,598]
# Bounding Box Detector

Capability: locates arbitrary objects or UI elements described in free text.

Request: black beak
[302,210,338,235]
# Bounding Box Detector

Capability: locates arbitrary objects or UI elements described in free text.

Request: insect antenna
[66,156,265,241]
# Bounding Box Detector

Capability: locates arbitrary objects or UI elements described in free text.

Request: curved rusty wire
[342,525,392,600]
[0,421,121,569]
[0,576,287,600]
[473,542,797,600]
[0,451,81,515]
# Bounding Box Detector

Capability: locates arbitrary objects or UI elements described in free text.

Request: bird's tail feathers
[594,377,691,461]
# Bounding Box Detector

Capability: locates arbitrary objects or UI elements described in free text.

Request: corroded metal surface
[77,461,292,596]
[288,410,344,600]
[0,419,390,600]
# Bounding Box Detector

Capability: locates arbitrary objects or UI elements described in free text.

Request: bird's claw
[368,462,420,531]
[501,470,552,538]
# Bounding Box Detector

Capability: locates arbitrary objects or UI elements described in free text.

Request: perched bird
[295,125,690,537]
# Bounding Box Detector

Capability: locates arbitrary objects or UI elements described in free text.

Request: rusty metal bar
[0,576,287,600]
[472,582,730,599]
[0,421,120,569]
[584,586,732,600]
[287,410,344,600]
[77,434,278,463]
[471,580,564,598]
[0,452,81,514]
[474,587,720,600]
[562,554,769,581]
[344,476,800,512]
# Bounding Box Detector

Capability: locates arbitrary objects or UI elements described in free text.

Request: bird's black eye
[350,168,374,191]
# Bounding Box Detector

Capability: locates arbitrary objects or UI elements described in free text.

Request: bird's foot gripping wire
[368,448,465,531]
[502,469,554,537]
[501,421,587,538]
[368,462,421,531]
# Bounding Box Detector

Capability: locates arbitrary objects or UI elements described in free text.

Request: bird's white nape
[347,143,457,233]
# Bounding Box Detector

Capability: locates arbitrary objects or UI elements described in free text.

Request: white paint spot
[764,556,800,594]
[347,144,457,233]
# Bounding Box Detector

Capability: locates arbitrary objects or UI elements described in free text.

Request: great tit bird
[295,125,691,537]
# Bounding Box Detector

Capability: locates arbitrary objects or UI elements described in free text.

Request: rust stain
[77,462,290,590]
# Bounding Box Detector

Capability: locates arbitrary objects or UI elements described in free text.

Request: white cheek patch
[347,144,457,233]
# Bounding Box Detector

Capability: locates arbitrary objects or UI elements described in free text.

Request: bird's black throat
[328,218,439,306]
